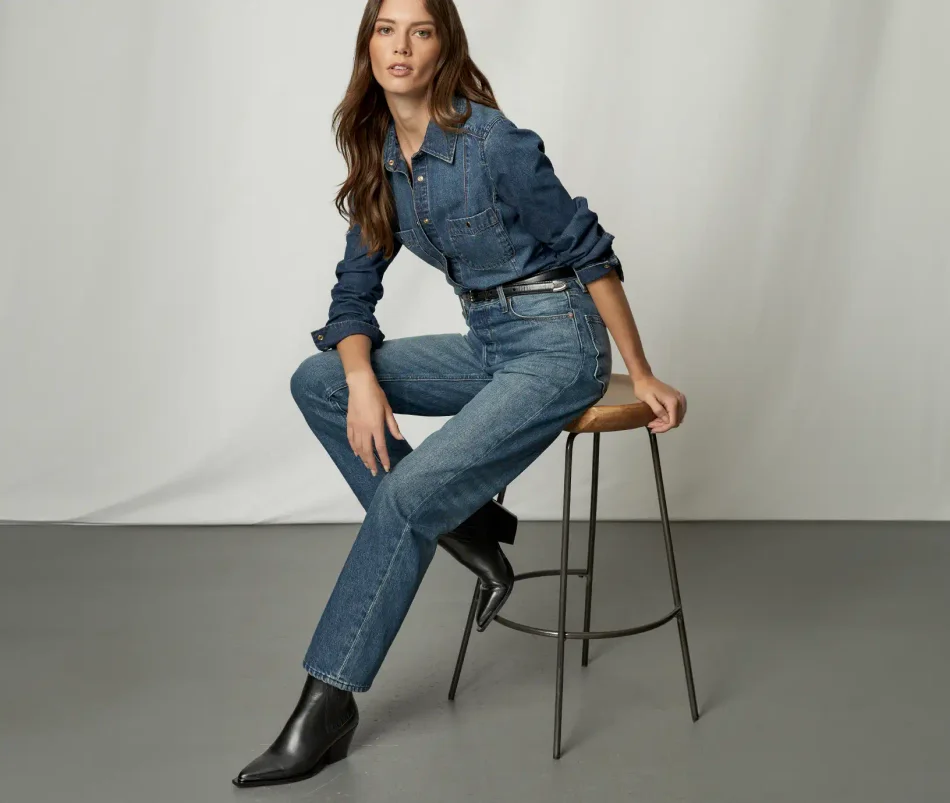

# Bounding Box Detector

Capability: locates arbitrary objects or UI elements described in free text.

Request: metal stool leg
[554,433,576,759]
[447,486,508,701]
[581,432,600,667]
[648,431,700,722]
[447,580,480,700]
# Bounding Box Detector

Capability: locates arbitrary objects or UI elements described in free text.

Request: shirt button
[388,159,394,165]
[417,175,424,182]
[317,334,324,340]
[423,218,429,223]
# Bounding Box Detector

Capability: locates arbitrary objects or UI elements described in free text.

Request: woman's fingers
[352,426,399,476]
[664,393,680,427]
[374,427,391,474]
[647,392,685,433]
[386,408,404,441]
[365,431,379,475]
[354,430,377,476]
[639,380,687,434]
[645,394,669,423]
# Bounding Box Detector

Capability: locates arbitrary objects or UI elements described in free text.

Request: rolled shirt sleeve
[483,116,624,287]
[311,222,401,352]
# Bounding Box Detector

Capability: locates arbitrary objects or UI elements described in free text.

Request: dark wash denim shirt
[312,94,624,352]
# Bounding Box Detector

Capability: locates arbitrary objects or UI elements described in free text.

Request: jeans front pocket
[446,208,515,271]
[493,288,582,362]
[505,288,573,320]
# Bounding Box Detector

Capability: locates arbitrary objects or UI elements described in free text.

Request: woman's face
[370,0,441,99]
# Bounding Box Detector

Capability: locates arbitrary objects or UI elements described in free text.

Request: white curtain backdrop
[1,0,947,523]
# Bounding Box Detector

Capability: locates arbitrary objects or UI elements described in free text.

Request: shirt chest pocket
[446,207,515,271]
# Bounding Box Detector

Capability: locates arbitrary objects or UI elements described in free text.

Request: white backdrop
[1,0,947,523]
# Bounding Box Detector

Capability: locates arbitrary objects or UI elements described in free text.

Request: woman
[233,0,686,788]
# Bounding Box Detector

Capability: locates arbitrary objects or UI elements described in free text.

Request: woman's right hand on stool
[633,374,687,434]
[345,369,404,476]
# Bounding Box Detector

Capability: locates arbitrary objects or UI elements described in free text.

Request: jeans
[289,276,612,692]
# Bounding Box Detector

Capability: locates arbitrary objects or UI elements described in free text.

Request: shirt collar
[383,94,467,171]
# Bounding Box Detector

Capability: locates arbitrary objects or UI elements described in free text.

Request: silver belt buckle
[509,278,568,296]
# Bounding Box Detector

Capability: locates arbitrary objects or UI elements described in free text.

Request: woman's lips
[389,66,413,77]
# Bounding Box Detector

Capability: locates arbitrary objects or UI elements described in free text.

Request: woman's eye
[376,26,433,38]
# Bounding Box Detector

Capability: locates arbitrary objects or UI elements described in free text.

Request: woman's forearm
[336,334,376,382]
[584,270,653,381]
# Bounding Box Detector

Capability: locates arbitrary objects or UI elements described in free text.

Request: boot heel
[324,727,356,764]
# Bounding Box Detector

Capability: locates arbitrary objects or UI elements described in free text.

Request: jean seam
[325,375,489,401]
[584,313,608,397]
[334,519,412,681]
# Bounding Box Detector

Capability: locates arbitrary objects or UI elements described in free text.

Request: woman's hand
[632,375,687,434]
[345,370,404,476]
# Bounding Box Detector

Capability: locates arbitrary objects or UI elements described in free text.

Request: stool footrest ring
[492,569,681,639]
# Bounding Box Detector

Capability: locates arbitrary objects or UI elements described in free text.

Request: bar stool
[447,373,700,758]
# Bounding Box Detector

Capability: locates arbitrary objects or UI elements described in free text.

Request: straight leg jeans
[289,277,612,692]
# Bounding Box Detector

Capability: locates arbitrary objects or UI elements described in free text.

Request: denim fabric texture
[292,277,612,692]
[311,93,623,352]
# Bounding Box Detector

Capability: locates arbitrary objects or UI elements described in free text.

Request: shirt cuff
[572,253,624,287]
[311,320,384,352]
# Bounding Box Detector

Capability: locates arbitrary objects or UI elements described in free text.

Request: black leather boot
[232,672,359,788]
[439,531,514,630]
[438,498,517,630]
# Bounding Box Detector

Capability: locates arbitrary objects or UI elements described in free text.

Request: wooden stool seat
[565,373,655,433]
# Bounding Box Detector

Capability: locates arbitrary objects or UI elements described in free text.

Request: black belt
[459,266,577,304]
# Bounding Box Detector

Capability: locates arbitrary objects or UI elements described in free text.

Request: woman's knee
[290,351,344,407]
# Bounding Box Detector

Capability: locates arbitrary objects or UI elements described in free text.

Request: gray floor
[2,520,949,802]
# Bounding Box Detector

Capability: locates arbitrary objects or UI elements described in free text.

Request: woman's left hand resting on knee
[585,270,687,434]
[336,334,405,475]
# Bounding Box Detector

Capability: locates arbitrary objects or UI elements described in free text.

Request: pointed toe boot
[438,529,515,630]
[232,672,358,788]
[473,547,515,631]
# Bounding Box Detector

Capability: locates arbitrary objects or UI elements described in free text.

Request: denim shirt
[312,94,624,352]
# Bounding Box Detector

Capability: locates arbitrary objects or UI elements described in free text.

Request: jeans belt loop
[495,285,507,307]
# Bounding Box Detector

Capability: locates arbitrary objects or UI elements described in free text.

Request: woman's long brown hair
[332,0,500,260]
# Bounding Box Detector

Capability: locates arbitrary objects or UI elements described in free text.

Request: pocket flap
[446,207,499,237]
